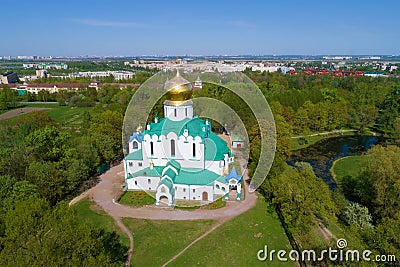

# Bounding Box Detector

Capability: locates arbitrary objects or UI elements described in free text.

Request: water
[288,135,382,189]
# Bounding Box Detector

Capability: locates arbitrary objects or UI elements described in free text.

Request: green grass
[73,197,130,247]
[171,196,293,267]
[331,155,371,182]
[42,106,91,127]
[118,191,155,207]
[122,217,216,267]
[0,105,92,129]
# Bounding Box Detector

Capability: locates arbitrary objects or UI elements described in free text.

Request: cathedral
[123,70,242,206]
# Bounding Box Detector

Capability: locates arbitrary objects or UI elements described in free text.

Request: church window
[185,108,188,117]
[148,179,151,184]
[183,188,186,192]
[150,141,154,155]
[129,162,133,167]
[161,187,166,193]
[216,184,220,189]
[134,180,137,185]
[192,143,196,157]
[174,108,177,117]
[193,189,195,193]
[171,139,176,157]
[193,197,195,200]
[222,187,226,192]
[138,162,142,167]
[183,197,186,200]
[132,141,138,149]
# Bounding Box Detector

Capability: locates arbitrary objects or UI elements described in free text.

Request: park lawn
[331,155,371,182]
[41,106,92,127]
[122,218,216,267]
[118,191,155,207]
[171,196,293,267]
[73,197,130,248]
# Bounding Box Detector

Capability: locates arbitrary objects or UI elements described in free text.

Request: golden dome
[164,70,193,102]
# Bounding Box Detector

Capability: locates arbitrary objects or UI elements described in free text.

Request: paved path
[0,107,51,120]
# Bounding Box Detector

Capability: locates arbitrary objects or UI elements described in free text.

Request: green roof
[127,166,163,179]
[204,132,231,160]
[173,168,224,186]
[124,150,143,160]
[145,117,211,138]
[163,168,177,180]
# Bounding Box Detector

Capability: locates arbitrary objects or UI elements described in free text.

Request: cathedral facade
[123,71,242,206]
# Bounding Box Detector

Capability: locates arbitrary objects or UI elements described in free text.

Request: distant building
[194,76,202,89]
[36,70,48,78]
[1,72,19,84]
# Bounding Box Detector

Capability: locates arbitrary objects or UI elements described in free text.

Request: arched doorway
[202,191,208,201]
[159,195,169,206]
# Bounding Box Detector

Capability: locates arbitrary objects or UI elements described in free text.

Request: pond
[288,135,382,189]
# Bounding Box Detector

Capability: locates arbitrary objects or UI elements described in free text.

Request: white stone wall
[125,160,146,178]
[128,139,142,153]
[143,133,205,169]
[126,176,160,191]
[164,104,193,121]
[204,160,225,175]
[213,180,228,196]
[174,184,214,202]
[155,184,173,206]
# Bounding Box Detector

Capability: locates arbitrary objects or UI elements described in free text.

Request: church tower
[163,70,194,121]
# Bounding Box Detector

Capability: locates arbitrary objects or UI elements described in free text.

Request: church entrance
[202,191,208,201]
[159,195,169,206]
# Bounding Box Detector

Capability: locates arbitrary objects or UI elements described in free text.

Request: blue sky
[2,0,400,56]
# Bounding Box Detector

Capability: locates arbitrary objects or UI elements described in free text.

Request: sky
[2,0,400,56]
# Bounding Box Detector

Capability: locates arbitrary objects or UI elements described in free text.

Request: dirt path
[0,107,52,120]
[69,156,257,266]
[329,156,350,181]
[161,221,225,267]
[291,129,357,139]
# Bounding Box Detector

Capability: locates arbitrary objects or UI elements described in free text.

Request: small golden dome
[164,70,193,102]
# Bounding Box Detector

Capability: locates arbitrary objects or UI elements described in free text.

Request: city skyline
[2,0,400,56]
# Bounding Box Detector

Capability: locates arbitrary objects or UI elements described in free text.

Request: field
[73,198,130,248]
[169,196,292,267]
[123,218,216,267]
[0,104,92,129]
[331,155,371,182]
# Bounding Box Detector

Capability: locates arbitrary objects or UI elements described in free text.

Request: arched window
[185,108,188,117]
[192,143,196,157]
[170,139,176,157]
[150,141,154,155]
[174,108,177,117]
[132,141,138,150]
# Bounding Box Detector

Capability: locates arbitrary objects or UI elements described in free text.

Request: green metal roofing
[145,116,210,138]
[124,150,143,160]
[166,160,181,172]
[163,168,177,180]
[126,166,162,179]
[173,168,225,186]
[204,132,231,160]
